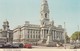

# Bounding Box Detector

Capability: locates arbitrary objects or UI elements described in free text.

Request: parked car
[70,45,76,49]
[0,44,4,48]
[4,42,12,48]
[0,42,6,48]
[70,43,78,49]
[12,42,23,48]
[24,44,32,48]
[0,37,7,48]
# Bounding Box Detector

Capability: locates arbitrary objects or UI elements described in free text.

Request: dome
[3,19,9,24]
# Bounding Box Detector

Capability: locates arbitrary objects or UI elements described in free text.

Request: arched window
[41,13,43,16]
[45,13,47,18]
[28,34,29,38]
[43,22,44,25]
[47,30,48,34]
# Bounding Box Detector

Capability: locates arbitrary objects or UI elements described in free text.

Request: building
[13,0,65,44]
[0,20,13,43]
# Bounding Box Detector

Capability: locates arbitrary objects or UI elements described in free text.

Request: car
[70,44,76,49]
[4,42,12,48]
[24,44,32,48]
[0,38,7,48]
[0,44,4,48]
[12,42,23,48]
[0,42,6,48]
[75,43,80,48]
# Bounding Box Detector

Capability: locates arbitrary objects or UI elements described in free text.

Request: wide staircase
[38,39,47,46]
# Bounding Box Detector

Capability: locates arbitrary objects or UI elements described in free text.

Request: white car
[0,42,6,48]
[12,42,23,48]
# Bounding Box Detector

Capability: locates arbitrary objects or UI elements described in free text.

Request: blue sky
[0,0,80,37]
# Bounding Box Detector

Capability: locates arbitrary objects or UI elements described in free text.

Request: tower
[40,0,50,27]
[3,19,9,31]
[38,0,50,45]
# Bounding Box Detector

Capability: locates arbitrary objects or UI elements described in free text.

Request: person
[64,44,66,49]
[56,43,59,47]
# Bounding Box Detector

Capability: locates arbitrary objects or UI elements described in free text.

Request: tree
[71,31,80,40]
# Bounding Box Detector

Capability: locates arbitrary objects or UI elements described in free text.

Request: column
[43,29,44,39]
[32,30,33,39]
[44,29,45,39]
[54,31,55,40]
[41,29,43,40]
[35,30,36,39]
[26,29,28,39]
[27,29,29,39]
[29,29,30,39]
[60,32,62,40]
[52,31,54,40]
[33,30,35,39]
[55,31,56,40]
[30,29,32,39]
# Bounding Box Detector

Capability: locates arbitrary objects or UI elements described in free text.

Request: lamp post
[77,25,79,44]
[78,25,79,40]
[64,22,66,49]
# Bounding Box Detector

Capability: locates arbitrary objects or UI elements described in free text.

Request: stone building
[0,20,13,43]
[13,0,65,44]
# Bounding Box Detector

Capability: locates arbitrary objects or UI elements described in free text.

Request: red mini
[24,44,32,48]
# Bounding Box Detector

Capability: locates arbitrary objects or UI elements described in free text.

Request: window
[36,31,37,33]
[31,35,32,38]
[39,35,40,38]
[28,30,29,33]
[36,35,37,38]
[33,35,35,38]
[45,13,47,18]
[28,34,29,38]
[47,30,48,34]
[41,13,43,16]
[43,22,44,25]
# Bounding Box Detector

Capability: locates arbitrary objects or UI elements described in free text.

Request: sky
[0,0,80,37]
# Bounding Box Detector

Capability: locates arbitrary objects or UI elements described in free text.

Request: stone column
[35,30,36,39]
[53,31,54,40]
[42,29,44,39]
[54,31,55,40]
[31,30,33,39]
[40,29,42,40]
[60,32,62,41]
[26,29,28,39]
[55,31,56,40]
[43,29,45,38]
[29,30,30,39]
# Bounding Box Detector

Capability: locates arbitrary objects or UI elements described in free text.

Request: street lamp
[78,25,79,41]
[76,25,80,45]
[64,22,66,49]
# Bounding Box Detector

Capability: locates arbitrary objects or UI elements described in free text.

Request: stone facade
[13,0,65,44]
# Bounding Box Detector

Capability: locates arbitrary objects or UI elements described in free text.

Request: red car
[24,44,32,48]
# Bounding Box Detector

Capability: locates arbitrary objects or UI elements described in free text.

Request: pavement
[0,44,77,49]
[32,46,64,49]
